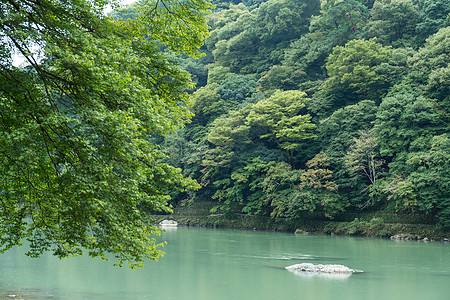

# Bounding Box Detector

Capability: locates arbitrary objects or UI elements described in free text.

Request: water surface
[1,227,449,299]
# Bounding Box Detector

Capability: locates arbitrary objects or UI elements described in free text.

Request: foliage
[284,0,371,80]
[315,0,370,41]
[404,134,450,228]
[414,0,450,45]
[300,152,338,192]
[283,32,334,80]
[317,100,378,206]
[345,129,383,185]
[265,153,345,219]
[245,90,316,154]
[199,89,317,215]
[325,38,393,101]
[409,26,450,125]
[154,0,449,232]
[217,74,259,103]
[208,0,320,74]
[0,0,211,267]
[363,0,419,46]
[374,84,441,157]
[344,128,384,206]
[258,65,307,91]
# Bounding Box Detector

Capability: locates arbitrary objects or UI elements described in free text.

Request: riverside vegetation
[141,0,450,239]
[166,200,448,241]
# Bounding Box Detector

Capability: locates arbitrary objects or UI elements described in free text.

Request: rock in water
[285,263,362,274]
[159,220,178,227]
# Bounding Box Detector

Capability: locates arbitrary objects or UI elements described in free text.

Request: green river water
[1,226,449,299]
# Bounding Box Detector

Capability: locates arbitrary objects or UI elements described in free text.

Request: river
[1,226,449,299]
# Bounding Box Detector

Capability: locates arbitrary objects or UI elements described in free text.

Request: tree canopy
[0,0,211,268]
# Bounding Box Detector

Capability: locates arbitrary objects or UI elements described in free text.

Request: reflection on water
[160,226,178,231]
[288,270,353,280]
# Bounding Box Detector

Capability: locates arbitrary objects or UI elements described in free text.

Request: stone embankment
[166,201,450,241]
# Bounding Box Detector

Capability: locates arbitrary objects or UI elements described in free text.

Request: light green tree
[344,128,384,207]
[0,0,211,268]
[326,38,393,101]
[245,90,316,156]
[201,89,316,215]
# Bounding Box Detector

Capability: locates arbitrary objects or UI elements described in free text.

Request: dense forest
[148,0,449,229]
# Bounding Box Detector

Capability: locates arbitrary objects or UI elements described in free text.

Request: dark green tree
[266,152,344,219]
[408,26,450,125]
[283,0,370,80]
[374,84,441,158]
[209,0,320,74]
[363,0,419,46]
[317,100,378,206]
[405,134,450,228]
[258,65,307,92]
[414,0,450,45]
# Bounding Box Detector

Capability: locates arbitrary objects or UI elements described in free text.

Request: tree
[191,83,222,125]
[245,90,316,157]
[283,0,370,80]
[258,65,307,92]
[317,100,378,205]
[265,152,344,219]
[201,107,286,214]
[217,74,259,103]
[344,128,384,207]
[381,134,450,227]
[209,0,320,74]
[373,84,441,157]
[408,26,450,125]
[415,0,450,45]
[405,134,450,228]
[363,0,418,46]
[200,90,317,214]
[283,31,333,80]
[325,38,393,102]
[316,0,370,40]
[0,0,211,268]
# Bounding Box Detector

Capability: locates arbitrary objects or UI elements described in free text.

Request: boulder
[285,263,362,274]
[159,220,178,227]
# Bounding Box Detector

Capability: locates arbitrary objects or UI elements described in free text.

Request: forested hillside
[128,0,450,229]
